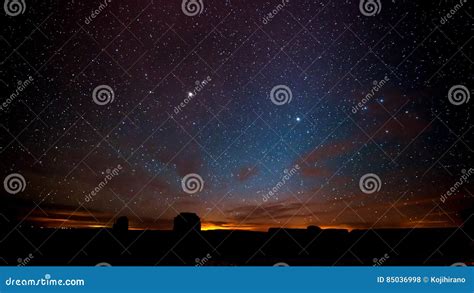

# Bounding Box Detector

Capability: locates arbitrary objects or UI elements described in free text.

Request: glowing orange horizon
[26,217,453,232]
[201,223,260,231]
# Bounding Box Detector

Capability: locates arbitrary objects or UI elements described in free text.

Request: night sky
[1,0,472,231]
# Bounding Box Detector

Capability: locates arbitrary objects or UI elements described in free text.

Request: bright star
[296,117,301,122]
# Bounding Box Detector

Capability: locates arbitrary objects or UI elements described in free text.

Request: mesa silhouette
[1,211,472,266]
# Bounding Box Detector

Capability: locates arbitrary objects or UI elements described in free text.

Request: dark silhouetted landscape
[1,212,472,266]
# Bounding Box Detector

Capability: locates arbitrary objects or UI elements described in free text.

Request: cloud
[296,138,359,178]
[236,166,258,182]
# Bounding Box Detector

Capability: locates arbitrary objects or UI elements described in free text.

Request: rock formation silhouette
[113,216,129,235]
[173,212,201,234]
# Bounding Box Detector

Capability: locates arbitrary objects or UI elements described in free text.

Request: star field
[0,0,472,231]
